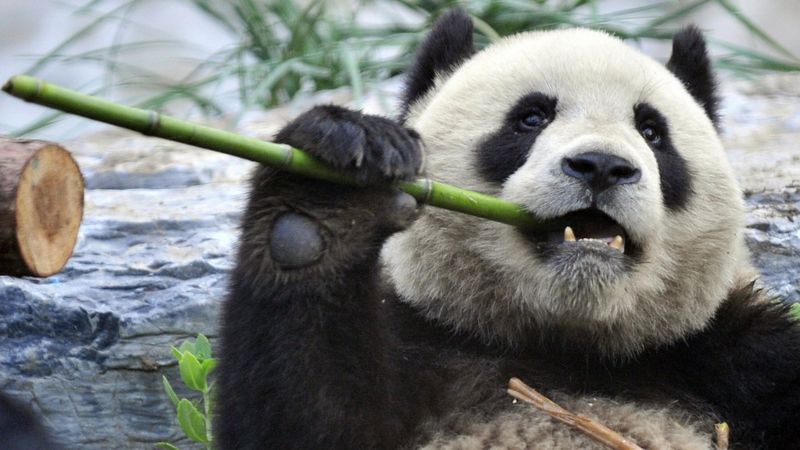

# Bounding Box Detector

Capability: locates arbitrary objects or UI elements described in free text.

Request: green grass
[11,0,800,136]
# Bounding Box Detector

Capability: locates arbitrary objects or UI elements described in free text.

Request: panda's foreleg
[215,105,424,450]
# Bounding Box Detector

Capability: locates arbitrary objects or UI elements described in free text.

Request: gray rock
[85,168,204,190]
[0,132,253,448]
[1,76,800,448]
[745,187,800,303]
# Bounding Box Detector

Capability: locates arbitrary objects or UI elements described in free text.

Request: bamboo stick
[3,75,543,230]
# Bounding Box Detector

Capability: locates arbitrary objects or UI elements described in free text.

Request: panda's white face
[383,28,750,356]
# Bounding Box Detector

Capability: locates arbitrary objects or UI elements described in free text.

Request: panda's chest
[419,392,716,450]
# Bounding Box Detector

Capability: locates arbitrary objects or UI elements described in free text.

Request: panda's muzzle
[520,208,640,257]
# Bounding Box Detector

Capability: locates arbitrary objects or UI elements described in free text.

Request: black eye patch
[476,92,557,184]
[634,103,692,210]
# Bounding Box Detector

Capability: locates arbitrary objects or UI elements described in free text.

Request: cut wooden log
[0,138,84,277]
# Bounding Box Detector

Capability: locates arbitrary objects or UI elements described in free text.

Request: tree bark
[0,138,84,277]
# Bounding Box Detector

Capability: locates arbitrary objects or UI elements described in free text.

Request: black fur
[635,102,693,210]
[666,25,720,127]
[476,92,558,183]
[0,391,62,450]
[400,9,475,121]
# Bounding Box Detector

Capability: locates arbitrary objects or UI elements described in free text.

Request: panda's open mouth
[520,208,640,257]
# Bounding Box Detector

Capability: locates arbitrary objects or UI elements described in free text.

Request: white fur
[383,28,750,357]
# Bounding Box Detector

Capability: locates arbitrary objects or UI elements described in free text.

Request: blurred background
[2,0,799,140]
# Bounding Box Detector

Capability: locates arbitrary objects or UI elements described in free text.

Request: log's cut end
[1,140,84,277]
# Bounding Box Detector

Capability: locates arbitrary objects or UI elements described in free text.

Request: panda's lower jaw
[520,208,641,259]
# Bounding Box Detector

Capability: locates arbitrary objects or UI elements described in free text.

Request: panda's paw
[275,105,423,184]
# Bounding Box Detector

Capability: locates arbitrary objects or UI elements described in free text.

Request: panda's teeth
[609,235,625,252]
[563,227,625,253]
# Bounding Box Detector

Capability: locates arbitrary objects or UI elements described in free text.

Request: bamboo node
[422,178,433,204]
[278,145,294,170]
[144,110,162,136]
[33,79,44,101]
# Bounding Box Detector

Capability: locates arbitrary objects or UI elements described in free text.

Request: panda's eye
[519,109,548,130]
[639,122,662,146]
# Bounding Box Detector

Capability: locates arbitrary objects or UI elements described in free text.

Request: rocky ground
[1,75,799,449]
[725,75,800,302]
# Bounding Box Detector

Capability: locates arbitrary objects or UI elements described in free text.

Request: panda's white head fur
[382,10,751,357]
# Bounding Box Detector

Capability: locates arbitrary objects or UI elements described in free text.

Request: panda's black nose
[561,152,641,194]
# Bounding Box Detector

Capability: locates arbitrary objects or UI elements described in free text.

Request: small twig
[715,422,729,450]
[507,377,645,450]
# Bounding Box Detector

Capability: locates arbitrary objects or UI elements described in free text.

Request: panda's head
[383,10,751,357]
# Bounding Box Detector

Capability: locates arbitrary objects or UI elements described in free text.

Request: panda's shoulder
[644,283,800,381]
[689,283,800,354]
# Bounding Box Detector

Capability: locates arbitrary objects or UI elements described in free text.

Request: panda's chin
[519,208,641,264]
[546,240,631,286]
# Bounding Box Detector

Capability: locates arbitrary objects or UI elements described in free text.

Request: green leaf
[711,40,800,72]
[639,0,713,30]
[177,399,209,443]
[470,15,501,42]
[715,0,797,60]
[11,111,64,138]
[195,334,212,360]
[340,44,363,103]
[791,303,800,320]
[179,340,196,355]
[201,358,218,379]
[24,0,139,75]
[170,346,183,361]
[155,443,181,450]
[162,375,180,408]
[180,352,207,392]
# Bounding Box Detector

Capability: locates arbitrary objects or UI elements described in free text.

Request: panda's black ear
[666,25,719,127]
[400,8,475,121]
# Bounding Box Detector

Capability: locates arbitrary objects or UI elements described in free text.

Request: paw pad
[270,212,324,269]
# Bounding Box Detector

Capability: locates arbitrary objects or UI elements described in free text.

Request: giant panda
[215,9,800,449]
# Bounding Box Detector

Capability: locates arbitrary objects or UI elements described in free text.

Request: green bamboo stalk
[3,75,540,229]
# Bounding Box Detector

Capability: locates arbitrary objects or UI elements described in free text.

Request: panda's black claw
[275,105,422,185]
[334,122,367,169]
